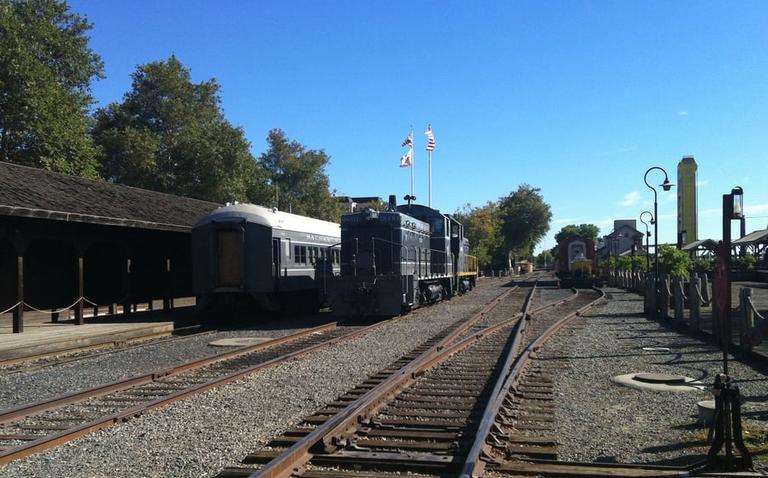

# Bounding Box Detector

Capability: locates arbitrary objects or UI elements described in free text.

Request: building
[598,220,644,259]
[0,162,219,333]
[337,196,385,213]
[677,156,698,247]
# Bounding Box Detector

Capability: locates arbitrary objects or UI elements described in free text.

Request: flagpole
[410,128,415,199]
[428,149,432,207]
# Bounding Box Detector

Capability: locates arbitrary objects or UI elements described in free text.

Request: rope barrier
[23,298,85,315]
[747,296,766,322]
[6,293,157,319]
[0,302,22,315]
[677,280,688,301]
[695,283,711,306]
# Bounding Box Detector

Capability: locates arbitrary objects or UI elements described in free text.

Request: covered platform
[0,161,218,334]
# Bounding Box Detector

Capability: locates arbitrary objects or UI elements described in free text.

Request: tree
[259,129,342,222]
[657,245,691,277]
[0,0,103,177]
[92,56,271,204]
[454,202,505,269]
[554,224,600,243]
[498,184,552,258]
[535,250,554,268]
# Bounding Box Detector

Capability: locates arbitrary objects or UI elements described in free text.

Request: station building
[0,162,219,333]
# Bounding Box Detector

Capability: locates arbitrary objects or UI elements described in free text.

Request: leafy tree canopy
[498,184,552,257]
[554,224,600,243]
[657,245,691,277]
[259,129,342,222]
[92,56,270,204]
[0,0,103,177]
[535,250,554,268]
[454,202,505,268]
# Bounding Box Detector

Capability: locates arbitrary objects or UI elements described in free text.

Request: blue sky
[70,0,768,253]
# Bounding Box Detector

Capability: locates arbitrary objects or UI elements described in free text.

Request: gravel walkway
[0,279,511,477]
[0,315,333,410]
[547,287,768,471]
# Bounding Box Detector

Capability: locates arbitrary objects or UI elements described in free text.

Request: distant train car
[192,203,340,311]
[329,196,477,317]
[555,236,597,283]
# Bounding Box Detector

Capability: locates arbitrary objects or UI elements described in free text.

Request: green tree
[554,224,600,243]
[657,245,691,277]
[454,202,505,268]
[92,56,270,204]
[259,129,342,222]
[498,184,552,258]
[535,250,554,268]
[0,0,103,177]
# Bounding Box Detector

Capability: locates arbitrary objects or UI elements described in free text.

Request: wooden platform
[0,319,174,363]
[0,301,192,364]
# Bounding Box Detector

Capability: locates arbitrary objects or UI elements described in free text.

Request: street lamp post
[643,167,673,319]
[639,211,654,272]
[707,186,751,471]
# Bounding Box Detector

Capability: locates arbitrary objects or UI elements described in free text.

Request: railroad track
[215,282,600,478]
[0,281,518,466]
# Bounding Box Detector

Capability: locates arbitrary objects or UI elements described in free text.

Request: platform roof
[0,162,219,232]
[733,229,768,246]
[682,239,718,252]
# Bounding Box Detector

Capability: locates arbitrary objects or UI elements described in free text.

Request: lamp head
[731,186,744,219]
[660,177,673,191]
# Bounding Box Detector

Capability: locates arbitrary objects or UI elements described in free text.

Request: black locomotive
[329,195,477,316]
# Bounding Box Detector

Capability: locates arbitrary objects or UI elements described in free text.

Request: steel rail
[249,284,575,478]
[0,321,338,426]
[0,282,515,465]
[459,288,606,478]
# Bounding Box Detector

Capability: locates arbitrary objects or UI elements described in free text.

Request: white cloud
[553,218,579,225]
[697,179,709,187]
[677,111,689,116]
[618,191,641,207]
[746,203,768,215]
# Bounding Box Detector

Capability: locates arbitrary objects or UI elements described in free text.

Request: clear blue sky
[70,0,768,253]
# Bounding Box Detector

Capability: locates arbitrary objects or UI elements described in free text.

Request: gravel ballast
[0,279,512,477]
[547,287,768,470]
[0,315,332,410]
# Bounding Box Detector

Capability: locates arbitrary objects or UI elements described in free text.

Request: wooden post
[52,309,59,323]
[674,276,684,326]
[740,287,753,353]
[711,275,720,343]
[12,254,23,333]
[163,257,172,312]
[700,272,711,304]
[659,274,671,319]
[122,257,131,318]
[690,275,701,332]
[108,303,115,315]
[74,253,84,325]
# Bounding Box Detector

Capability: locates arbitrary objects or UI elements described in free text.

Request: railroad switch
[706,373,753,472]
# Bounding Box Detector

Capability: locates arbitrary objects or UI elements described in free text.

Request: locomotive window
[294,245,300,263]
[285,240,291,258]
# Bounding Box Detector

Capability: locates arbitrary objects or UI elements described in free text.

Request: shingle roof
[733,229,768,246]
[0,162,219,232]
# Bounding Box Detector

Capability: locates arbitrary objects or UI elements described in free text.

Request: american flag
[401,132,413,148]
[424,126,436,152]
